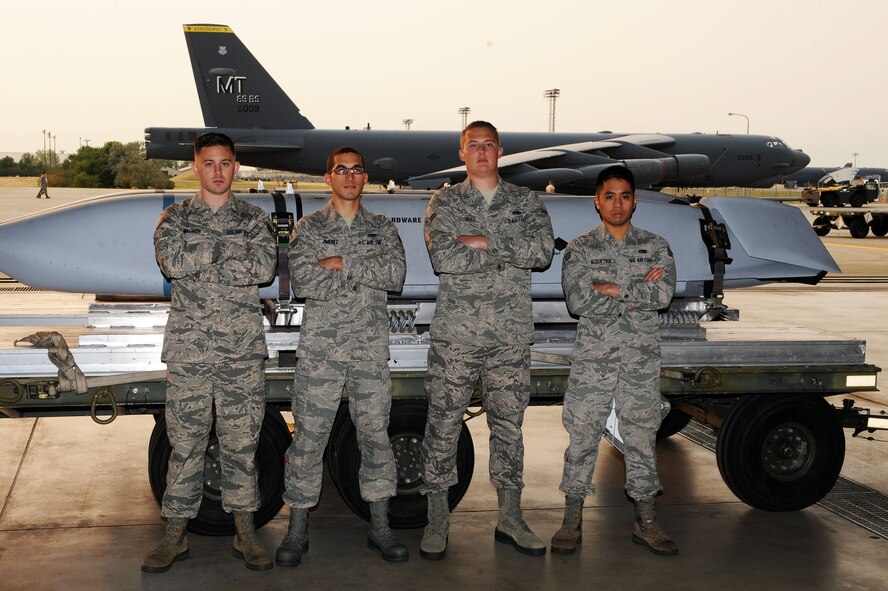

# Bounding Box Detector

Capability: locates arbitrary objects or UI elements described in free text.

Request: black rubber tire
[849,188,866,208]
[148,409,291,536]
[870,216,888,237]
[326,399,475,529]
[812,215,831,237]
[845,216,870,239]
[656,408,692,440]
[716,395,844,511]
[819,193,838,207]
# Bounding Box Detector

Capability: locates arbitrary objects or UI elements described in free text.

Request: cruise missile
[0,190,839,302]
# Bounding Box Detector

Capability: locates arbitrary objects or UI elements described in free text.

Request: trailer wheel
[325,399,475,529]
[147,409,290,536]
[656,409,692,440]
[870,216,888,237]
[812,216,831,237]
[716,395,844,511]
[844,216,869,238]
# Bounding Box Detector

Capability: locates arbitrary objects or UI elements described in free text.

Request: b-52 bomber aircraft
[144,24,810,193]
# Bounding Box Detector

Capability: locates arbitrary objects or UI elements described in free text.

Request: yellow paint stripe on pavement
[823,242,888,252]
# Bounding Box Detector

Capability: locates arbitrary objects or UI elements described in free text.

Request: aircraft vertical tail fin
[183,24,314,130]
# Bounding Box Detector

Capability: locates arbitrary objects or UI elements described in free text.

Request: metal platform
[0,302,869,377]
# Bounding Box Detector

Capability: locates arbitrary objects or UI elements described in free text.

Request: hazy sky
[4,0,886,167]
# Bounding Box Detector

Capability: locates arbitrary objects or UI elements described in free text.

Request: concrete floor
[1,189,888,590]
[1,402,887,591]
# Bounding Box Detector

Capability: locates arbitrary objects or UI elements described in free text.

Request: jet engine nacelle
[664,154,711,180]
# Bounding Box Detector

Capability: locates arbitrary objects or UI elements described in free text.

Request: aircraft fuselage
[145,127,809,190]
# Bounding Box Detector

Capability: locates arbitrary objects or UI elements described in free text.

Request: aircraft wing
[406,134,704,189]
[819,167,859,185]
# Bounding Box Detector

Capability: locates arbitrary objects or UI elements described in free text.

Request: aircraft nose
[793,149,811,169]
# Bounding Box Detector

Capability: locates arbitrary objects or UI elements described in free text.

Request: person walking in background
[35,172,49,199]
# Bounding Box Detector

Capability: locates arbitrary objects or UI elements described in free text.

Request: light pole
[852,152,859,167]
[544,88,560,132]
[52,133,57,166]
[47,132,52,167]
[727,112,749,134]
[458,107,471,129]
[42,130,47,167]
[402,118,413,130]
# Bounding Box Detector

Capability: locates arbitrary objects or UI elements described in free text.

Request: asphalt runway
[1,188,887,590]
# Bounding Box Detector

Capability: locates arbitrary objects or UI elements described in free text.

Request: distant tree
[0,156,16,176]
[17,153,42,176]
[109,142,173,189]
[64,145,114,187]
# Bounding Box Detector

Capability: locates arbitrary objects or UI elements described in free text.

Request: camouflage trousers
[421,340,531,494]
[162,360,266,518]
[283,357,397,508]
[560,355,663,500]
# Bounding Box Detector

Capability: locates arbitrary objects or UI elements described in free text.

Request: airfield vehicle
[0,190,883,536]
[801,174,888,238]
[805,177,880,208]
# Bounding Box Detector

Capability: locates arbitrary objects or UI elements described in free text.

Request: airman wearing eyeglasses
[277,146,408,566]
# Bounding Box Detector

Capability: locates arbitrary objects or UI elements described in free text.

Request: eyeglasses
[329,165,365,176]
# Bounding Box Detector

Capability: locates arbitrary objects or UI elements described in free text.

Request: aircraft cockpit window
[766,140,786,149]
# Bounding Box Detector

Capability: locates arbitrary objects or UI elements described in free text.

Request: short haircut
[460,120,499,147]
[327,146,365,172]
[194,132,236,158]
[596,165,635,194]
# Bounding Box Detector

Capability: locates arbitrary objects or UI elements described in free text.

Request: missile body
[0,190,838,299]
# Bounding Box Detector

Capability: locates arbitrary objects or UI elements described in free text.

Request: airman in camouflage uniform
[420,121,554,560]
[144,132,277,573]
[276,147,408,566]
[551,165,678,557]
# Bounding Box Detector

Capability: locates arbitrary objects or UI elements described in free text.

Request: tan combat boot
[232,511,274,570]
[494,488,546,556]
[420,490,449,560]
[367,499,409,562]
[632,496,678,556]
[550,494,584,554]
[141,517,189,573]
[275,507,309,567]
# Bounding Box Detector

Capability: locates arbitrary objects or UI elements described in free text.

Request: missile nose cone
[0,213,40,286]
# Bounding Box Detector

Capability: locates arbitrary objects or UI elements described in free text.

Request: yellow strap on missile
[183,25,233,34]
